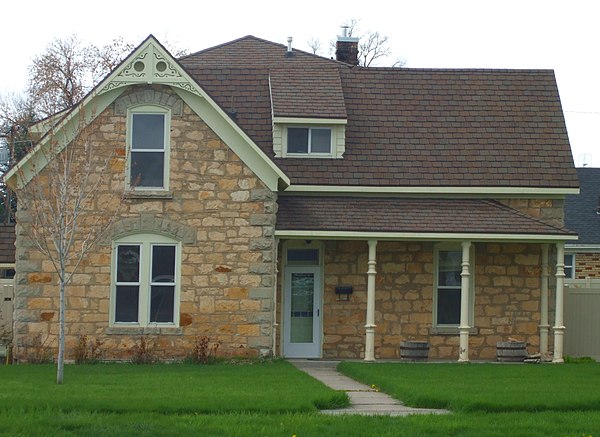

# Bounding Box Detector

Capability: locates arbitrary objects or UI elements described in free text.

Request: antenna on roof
[286,37,293,57]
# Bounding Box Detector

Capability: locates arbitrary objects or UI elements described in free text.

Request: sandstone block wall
[315,240,552,360]
[14,85,277,361]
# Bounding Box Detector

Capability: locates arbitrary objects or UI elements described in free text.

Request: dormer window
[288,127,332,155]
[272,118,346,159]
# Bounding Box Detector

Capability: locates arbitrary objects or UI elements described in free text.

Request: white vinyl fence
[564,278,600,361]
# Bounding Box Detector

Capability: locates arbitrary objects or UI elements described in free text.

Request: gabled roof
[6,35,288,191]
[565,168,600,245]
[276,196,576,241]
[180,36,578,191]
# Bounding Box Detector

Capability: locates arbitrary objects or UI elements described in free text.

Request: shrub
[23,332,54,364]
[129,336,158,364]
[73,334,104,364]
[187,336,221,364]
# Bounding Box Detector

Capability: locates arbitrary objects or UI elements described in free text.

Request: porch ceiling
[276,196,576,240]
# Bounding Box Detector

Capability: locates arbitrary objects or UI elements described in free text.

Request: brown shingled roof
[0,224,15,264]
[276,196,575,236]
[180,36,578,189]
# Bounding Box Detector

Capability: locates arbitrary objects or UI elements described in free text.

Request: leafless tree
[307,37,322,55]
[10,111,124,383]
[319,19,406,68]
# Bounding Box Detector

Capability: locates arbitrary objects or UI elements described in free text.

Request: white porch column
[553,242,566,363]
[539,244,550,356]
[364,239,378,362]
[458,241,471,362]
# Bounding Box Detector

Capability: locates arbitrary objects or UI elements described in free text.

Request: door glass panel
[290,272,314,343]
[287,249,319,266]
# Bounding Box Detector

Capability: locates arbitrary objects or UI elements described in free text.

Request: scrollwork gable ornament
[98,38,201,96]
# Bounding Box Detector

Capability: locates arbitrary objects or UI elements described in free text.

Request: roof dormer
[269,65,347,159]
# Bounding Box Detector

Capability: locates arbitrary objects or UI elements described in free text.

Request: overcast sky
[1,0,598,166]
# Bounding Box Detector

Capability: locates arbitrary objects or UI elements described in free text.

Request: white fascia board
[275,230,578,243]
[4,87,125,189]
[564,244,600,252]
[174,88,289,191]
[284,185,580,196]
[273,117,347,125]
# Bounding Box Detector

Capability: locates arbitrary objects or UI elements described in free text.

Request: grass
[338,361,600,413]
[0,360,347,414]
[1,360,600,436]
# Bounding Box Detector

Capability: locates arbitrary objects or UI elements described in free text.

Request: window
[564,254,575,279]
[112,234,180,326]
[287,127,332,155]
[128,107,170,190]
[433,245,474,327]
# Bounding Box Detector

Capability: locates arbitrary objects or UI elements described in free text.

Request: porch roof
[275,196,577,241]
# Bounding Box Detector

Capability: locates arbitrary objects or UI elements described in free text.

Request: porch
[274,196,576,362]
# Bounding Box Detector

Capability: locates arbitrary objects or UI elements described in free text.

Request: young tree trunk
[56,277,65,384]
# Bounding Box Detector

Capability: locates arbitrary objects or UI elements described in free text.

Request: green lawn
[1,360,599,436]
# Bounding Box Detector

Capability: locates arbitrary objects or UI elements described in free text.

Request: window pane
[150,286,175,323]
[132,114,165,150]
[288,128,309,153]
[152,245,176,283]
[130,151,164,188]
[438,251,461,286]
[437,288,461,325]
[311,128,331,153]
[287,249,319,266]
[115,285,139,322]
[117,245,140,282]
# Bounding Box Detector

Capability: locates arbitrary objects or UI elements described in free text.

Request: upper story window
[272,118,346,159]
[287,127,332,155]
[112,234,181,326]
[128,106,170,191]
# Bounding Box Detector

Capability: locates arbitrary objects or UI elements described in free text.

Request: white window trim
[126,104,171,192]
[111,233,181,327]
[564,253,575,279]
[432,243,475,329]
[272,119,346,159]
[285,126,334,157]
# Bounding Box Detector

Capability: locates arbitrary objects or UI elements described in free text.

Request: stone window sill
[124,190,173,200]
[106,326,182,336]
[430,326,479,336]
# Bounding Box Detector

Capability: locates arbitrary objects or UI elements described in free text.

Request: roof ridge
[179,35,351,67]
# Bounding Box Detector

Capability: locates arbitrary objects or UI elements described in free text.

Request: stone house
[5,34,579,363]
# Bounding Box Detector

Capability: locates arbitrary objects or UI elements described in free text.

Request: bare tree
[10,111,124,383]
[307,37,322,55]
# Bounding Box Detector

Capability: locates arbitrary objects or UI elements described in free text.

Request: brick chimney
[336,26,359,66]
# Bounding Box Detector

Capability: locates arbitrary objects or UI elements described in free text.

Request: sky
[1,0,598,167]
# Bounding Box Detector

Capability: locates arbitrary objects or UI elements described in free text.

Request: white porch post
[458,241,471,362]
[539,244,550,357]
[364,239,378,362]
[553,242,566,363]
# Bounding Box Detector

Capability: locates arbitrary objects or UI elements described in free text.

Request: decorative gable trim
[98,38,202,97]
[6,35,290,192]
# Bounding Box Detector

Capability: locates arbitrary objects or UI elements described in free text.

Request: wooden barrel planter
[400,341,430,361]
[496,341,527,362]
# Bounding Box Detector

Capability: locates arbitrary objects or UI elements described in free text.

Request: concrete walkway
[289,360,449,416]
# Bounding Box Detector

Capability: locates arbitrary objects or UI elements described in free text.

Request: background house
[5,34,579,363]
[563,167,600,360]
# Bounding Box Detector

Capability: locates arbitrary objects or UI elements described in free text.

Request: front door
[283,266,322,358]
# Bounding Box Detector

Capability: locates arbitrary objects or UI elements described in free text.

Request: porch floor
[288,359,449,416]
